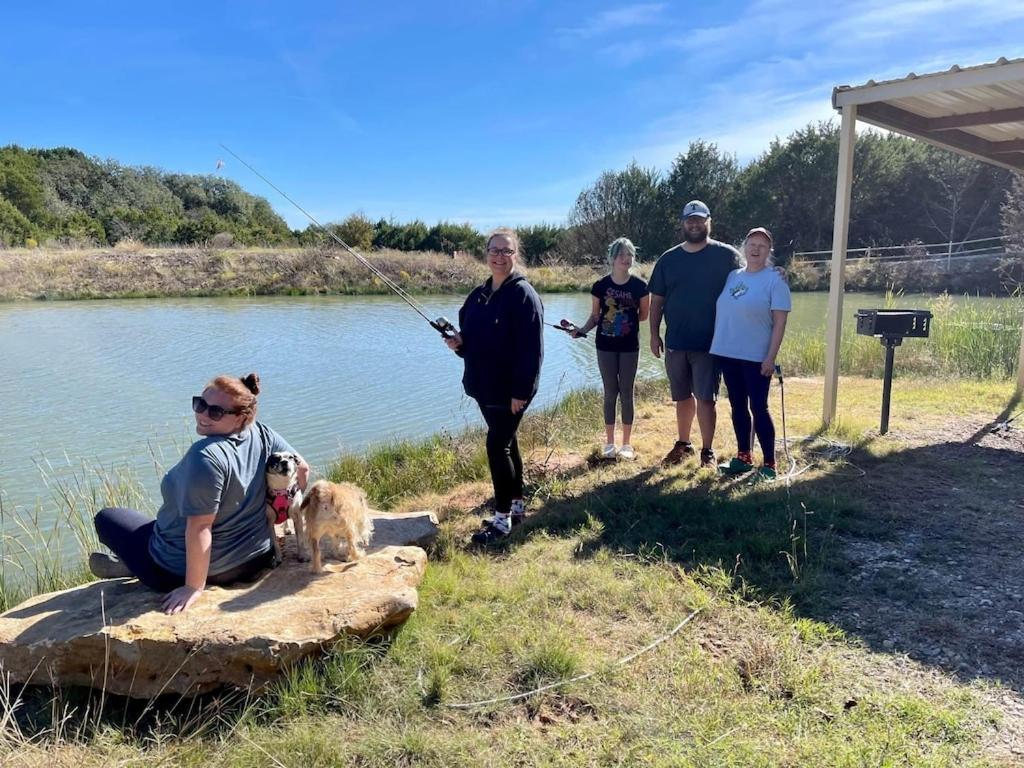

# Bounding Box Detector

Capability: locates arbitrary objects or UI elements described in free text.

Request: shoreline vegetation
[2,374,1023,765]
[2,244,1023,302]
[0,245,610,301]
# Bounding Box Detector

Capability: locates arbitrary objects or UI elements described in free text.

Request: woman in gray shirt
[709,228,791,480]
[90,373,308,614]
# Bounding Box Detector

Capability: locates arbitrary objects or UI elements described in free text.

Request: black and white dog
[266,451,306,562]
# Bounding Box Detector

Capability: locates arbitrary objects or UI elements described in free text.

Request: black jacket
[457,273,544,406]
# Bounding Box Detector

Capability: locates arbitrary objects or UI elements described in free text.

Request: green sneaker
[757,466,777,481]
[718,456,754,476]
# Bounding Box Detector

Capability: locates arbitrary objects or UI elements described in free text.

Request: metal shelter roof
[832,57,1024,172]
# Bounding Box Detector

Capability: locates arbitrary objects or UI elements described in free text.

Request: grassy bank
[0,245,619,301]
[780,291,1023,379]
[3,375,1023,766]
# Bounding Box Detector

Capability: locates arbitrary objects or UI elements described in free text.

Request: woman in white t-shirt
[709,227,791,480]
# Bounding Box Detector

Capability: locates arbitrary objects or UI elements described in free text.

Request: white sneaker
[601,443,616,459]
[618,444,635,460]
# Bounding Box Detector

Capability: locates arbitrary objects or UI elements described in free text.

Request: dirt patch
[813,418,1024,759]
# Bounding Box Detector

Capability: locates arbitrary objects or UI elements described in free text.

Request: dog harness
[268,486,299,524]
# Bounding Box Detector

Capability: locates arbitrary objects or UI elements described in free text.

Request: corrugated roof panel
[834,57,1024,171]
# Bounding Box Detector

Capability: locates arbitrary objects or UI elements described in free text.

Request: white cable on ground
[444,607,703,709]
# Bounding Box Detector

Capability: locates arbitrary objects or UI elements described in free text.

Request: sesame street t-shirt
[710,268,792,363]
[149,421,294,576]
[590,275,649,352]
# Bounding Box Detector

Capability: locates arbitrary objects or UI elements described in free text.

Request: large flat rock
[0,511,439,698]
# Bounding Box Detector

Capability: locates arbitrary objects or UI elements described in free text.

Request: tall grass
[324,381,620,508]
[780,291,1023,379]
[0,462,148,611]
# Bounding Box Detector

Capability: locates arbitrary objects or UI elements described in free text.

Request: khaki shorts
[665,349,720,401]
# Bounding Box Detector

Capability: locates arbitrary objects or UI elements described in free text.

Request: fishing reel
[431,316,458,338]
[556,319,588,338]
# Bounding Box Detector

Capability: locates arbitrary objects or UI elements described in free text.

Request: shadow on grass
[489,406,1024,693]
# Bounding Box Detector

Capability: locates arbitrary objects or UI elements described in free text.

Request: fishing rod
[219,143,457,338]
[550,319,587,338]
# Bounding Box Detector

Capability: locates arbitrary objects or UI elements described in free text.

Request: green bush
[330,213,375,250]
[421,221,484,254]
[517,223,565,264]
[0,195,36,245]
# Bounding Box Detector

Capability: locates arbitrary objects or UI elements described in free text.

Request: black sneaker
[699,448,716,468]
[471,524,510,545]
[88,552,132,579]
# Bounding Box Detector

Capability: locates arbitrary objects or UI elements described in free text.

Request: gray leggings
[597,349,640,426]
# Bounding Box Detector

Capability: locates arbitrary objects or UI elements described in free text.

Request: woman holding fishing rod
[445,228,544,544]
[561,237,649,460]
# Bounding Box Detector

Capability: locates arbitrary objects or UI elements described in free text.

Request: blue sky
[3,1,1024,230]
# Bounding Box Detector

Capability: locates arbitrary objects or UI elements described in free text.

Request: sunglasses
[192,396,241,421]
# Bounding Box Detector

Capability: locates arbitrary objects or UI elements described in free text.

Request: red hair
[207,372,260,428]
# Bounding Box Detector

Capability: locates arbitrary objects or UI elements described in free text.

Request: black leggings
[94,507,274,592]
[717,356,775,464]
[478,402,526,514]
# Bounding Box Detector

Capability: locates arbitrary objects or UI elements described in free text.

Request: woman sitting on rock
[89,373,309,614]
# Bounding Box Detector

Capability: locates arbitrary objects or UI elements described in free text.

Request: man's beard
[683,226,708,244]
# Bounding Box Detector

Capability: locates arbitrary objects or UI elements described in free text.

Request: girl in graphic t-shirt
[709,227,792,480]
[562,237,650,460]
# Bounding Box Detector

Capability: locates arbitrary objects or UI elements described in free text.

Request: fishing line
[219,143,456,337]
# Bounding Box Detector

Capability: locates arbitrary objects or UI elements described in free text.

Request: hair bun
[241,372,260,395]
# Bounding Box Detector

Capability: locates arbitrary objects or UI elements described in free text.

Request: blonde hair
[206,372,260,428]
[607,237,636,267]
[485,227,520,254]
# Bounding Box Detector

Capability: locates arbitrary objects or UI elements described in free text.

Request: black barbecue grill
[855,308,933,434]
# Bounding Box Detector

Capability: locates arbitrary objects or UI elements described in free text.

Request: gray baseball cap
[681,200,710,219]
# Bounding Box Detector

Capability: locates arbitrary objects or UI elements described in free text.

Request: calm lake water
[0,290,1011,533]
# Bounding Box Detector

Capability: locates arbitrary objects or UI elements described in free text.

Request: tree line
[2,124,1021,268]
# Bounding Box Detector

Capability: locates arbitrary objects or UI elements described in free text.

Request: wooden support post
[1017,311,1024,395]
[823,104,857,426]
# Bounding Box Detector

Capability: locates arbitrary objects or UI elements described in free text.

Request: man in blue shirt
[649,201,741,468]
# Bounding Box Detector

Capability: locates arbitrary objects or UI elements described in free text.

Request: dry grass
[0,246,606,301]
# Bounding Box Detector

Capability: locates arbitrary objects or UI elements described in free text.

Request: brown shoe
[700,448,717,468]
[662,440,695,466]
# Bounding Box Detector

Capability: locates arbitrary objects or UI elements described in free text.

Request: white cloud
[557,3,667,41]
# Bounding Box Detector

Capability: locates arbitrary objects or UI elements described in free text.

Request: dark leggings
[94,507,274,592]
[478,402,526,514]
[717,356,775,464]
[596,349,639,426]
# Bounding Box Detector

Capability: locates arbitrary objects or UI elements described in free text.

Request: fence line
[793,234,1010,258]
[794,249,1021,268]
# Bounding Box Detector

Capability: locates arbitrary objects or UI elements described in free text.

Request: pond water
[0,289,1013,534]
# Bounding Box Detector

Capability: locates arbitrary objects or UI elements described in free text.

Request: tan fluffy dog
[298,480,374,572]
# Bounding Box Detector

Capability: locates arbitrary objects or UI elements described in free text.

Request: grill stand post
[879,336,902,435]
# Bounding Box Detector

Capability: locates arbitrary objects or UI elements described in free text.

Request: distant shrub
[330,213,374,251]
[211,231,235,248]
[517,223,565,264]
[421,221,485,254]
[24,237,38,248]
